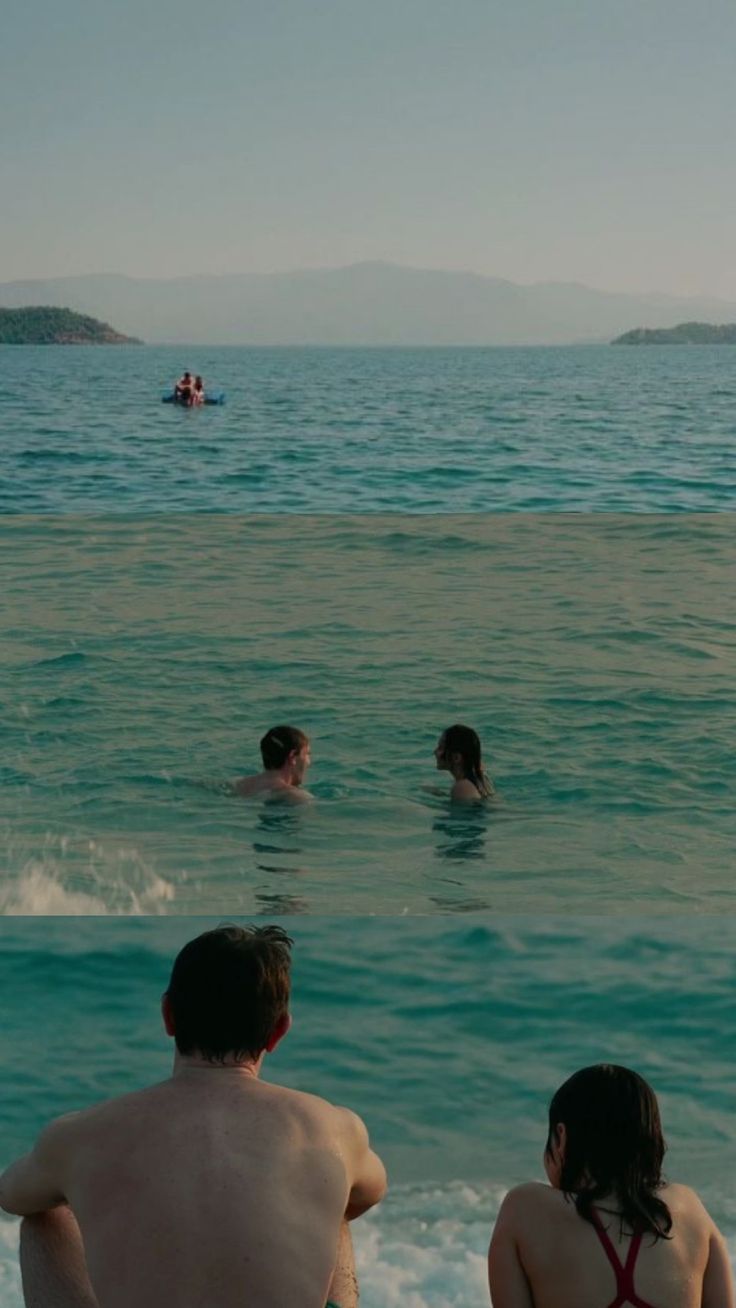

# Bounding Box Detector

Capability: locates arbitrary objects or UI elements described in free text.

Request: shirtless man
[233,724,313,802]
[0,925,387,1308]
[174,370,194,404]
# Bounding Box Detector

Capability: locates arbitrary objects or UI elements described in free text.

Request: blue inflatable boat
[162,392,226,406]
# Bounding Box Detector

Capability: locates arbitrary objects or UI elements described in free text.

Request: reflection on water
[427,895,493,913]
[253,892,310,915]
[252,805,310,878]
[431,806,491,863]
[254,804,305,844]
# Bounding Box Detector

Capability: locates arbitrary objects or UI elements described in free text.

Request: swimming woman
[434,724,494,800]
[488,1064,733,1308]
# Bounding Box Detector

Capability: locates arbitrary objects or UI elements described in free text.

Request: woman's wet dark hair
[547,1064,672,1239]
[440,724,492,797]
[260,725,308,771]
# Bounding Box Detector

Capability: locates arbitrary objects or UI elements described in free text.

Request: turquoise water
[1,345,736,512]
[2,515,734,915]
[0,916,733,1306]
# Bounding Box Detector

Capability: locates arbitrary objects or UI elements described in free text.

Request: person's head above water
[434,723,492,797]
[545,1063,672,1238]
[163,924,293,1065]
[260,725,311,784]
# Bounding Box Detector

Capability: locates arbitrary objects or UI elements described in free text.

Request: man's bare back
[0,924,386,1308]
[2,1067,384,1308]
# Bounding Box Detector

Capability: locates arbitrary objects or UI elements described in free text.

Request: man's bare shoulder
[232,775,311,803]
[11,1109,82,1165]
[268,1081,343,1121]
[48,1082,171,1139]
[264,785,313,805]
[331,1104,370,1142]
[232,774,270,797]
[0,1093,152,1210]
[269,1086,365,1144]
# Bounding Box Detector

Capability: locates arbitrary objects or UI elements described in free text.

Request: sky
[3,0,736,296]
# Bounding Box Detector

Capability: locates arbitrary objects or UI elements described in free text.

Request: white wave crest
[0,1217,21,1308]
[0,1185,733,1308]
[0,840,175,915]
[354,1181,502,1307]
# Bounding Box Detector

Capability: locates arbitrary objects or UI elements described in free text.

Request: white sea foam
[0,1188,733,1307]
[0,844,175,916]
[354,1182,502,1307]
[0,1216,20,1308]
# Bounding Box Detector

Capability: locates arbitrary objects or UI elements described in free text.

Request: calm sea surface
[2,515,734,916]
[1,345,735,512]
[0,916,733,1306]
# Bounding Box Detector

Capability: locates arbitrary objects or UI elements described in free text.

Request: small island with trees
[612,322,736,345]
[0,306,142,345]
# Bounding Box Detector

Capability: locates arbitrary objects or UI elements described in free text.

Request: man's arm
[487,1188,535,1308]
[338,1108,387,1220]
[0,1119,71,1217]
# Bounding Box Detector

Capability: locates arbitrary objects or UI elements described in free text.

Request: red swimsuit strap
[590,1208,654,1308]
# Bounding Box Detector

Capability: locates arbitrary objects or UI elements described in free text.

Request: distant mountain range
[1,262,735,346]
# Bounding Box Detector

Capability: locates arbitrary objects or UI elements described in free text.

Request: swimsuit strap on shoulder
[590,1208,654,1308]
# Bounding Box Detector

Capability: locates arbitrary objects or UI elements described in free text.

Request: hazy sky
[3,0,736,295]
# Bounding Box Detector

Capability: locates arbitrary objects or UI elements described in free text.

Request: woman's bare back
[488,1182,733,1308]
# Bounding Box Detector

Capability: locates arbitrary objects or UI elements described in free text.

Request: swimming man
[174,370,194,404]
[233,724,313,802]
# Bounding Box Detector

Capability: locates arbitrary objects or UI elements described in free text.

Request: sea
[0,916,733,1306]
[0,345,734,1306]
[1,344,736,513]
[2,514,734,916]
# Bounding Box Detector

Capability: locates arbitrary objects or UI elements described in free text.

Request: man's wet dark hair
[547,1064,672,1239]
[166,924,293,1063]
[260,725,308,771]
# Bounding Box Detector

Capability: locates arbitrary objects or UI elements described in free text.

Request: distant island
[0,306,142,344]
[612,321,736,345]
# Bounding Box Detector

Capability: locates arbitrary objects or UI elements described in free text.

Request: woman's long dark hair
[441,724,492,797]
[547,1065,672,1239]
